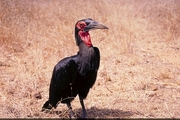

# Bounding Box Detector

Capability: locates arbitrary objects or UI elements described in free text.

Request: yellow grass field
[0,0,180,118]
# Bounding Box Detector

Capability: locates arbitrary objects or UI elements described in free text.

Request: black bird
[42,18,108,118]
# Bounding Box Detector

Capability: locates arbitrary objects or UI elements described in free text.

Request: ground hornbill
[42,18,108,118]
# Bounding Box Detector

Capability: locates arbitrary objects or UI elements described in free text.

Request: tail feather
[41,100,53,111]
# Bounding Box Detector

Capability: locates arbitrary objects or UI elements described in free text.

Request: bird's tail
[41,100,53,112]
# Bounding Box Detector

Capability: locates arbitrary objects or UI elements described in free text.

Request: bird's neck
[78,43,94,57]
[77,45,96,76]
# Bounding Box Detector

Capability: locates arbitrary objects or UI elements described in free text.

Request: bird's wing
[50,56,78,90]
[93,47,100,70]
[46,56,78,107]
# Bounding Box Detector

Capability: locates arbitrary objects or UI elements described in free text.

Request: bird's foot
[81,112,87,119]
[69,109,75,119]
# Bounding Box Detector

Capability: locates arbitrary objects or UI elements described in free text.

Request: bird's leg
[79,96,87,118]
[66,102,74,118]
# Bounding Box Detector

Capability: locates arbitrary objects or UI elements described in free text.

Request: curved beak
[84,19,109,32]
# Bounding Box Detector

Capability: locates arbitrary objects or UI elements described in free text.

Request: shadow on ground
[73,107,134,118]
[46,106,136,118]
[50,107,136,118]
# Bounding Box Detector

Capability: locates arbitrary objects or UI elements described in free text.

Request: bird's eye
[76,21,86,29]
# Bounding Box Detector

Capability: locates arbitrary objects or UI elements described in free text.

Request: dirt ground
[0,0,180,118]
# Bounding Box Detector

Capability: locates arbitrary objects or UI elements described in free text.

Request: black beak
[84,19,108,32]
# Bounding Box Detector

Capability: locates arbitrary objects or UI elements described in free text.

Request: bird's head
[75,18,108,47]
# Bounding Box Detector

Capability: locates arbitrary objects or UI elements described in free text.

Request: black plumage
[42,18,108,118]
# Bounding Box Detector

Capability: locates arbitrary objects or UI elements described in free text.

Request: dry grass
[0,0,180,118]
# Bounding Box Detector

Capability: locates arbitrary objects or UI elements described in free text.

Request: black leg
[66,102,74,118]
[79,96,87,118]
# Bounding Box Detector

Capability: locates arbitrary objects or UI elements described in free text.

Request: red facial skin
[76,21,92,47]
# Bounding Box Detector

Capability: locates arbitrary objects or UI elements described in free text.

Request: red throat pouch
[78,31,92,47]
